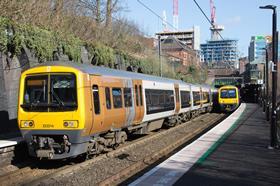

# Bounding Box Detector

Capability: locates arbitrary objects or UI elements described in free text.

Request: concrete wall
[0,51,29,135]
[0,52,9,134]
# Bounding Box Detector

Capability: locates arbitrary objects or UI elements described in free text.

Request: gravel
[31,113,224,186]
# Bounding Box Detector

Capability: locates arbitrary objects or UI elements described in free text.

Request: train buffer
[130,103,280,186]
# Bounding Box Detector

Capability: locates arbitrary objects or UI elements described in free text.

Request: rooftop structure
[156,26,200,50]
[159,36,200,67]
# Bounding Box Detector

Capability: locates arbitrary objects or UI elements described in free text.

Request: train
[18,61,217,159]
[218,85,240,112]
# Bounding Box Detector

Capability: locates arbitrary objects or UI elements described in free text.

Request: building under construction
[200,0,238,69]
[200,39,238,68]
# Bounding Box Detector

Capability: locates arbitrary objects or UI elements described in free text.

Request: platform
[130,103,280,186]
[0,137,23,149]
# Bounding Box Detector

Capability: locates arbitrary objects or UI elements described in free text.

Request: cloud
[226,16,241,25]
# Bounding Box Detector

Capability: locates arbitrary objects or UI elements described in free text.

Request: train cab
[218,85,240,112]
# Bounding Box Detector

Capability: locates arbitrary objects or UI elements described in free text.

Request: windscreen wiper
[50,89,65,107]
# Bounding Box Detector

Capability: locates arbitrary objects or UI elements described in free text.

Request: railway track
[0,113,226,186]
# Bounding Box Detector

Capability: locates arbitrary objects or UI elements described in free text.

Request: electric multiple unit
[218,85,240,112]
[18,62,215,159]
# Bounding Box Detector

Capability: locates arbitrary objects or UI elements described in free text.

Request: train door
[124,79,135,127]
[133,80,144,124]
[90,75,105,134]
[174,84,180,113]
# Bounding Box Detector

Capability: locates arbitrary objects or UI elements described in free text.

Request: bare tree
[105,0,112,27]
[77,0,104,24]
[105,0,120,28]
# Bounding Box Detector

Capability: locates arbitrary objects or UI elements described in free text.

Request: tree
[105,0,120,28]
[105,0,112,27]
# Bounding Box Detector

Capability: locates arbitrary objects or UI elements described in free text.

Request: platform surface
[130,103,248,186]
[0,137,23,149]
[175,103,280,186]
[130,104,280,186]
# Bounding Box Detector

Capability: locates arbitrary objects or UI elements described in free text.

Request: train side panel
[142,80,175,122]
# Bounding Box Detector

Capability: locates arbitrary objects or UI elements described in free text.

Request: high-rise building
[248,35,271,84]
[248,36,270,62]
[200,39,238,68]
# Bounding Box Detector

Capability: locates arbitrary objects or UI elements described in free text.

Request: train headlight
[63,120,78,128]
[20,120,34,128]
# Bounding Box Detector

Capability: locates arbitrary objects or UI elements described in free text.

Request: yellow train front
[218,85,240,112]
[18,64,89,159]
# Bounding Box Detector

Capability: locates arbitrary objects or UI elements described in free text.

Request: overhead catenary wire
[137,0,178,32]
[137,0,205,73]
[192,0,238,71]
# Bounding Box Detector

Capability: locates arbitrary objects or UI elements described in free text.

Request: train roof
[34,61,190,85]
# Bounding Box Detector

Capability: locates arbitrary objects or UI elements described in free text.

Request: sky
[121,0,280,57]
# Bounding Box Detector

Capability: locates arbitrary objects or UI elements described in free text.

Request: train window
[92,85,100,114]
[139,85,143,106]
[112,88,123,108]
[23,75,48,112]
[193,91,200,106]
[145,89,174,114]
[159,93,164,103]
[22,74,77,112]
[135,85,139,106]
[105,87,111,109]
[205,92,210,103]
[124,88,132,107]
[180,91,191,108]
[221,89,236,98]
[50,74,77,112]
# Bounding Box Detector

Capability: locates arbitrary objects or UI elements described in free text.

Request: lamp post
[259,5,278,148]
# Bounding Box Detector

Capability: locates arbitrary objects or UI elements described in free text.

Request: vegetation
[0,0,207,83]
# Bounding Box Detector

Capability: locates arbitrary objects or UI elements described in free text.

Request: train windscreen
[22,73,77,112]
[220,89,236,99]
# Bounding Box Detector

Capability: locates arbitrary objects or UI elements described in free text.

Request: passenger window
[145,89,175,114]
[139,85,143,106]
[92,85,100,114]
[124,88,132,107]
[135,85,139,106]
[105,87,111,109]
[112,88,123,108]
